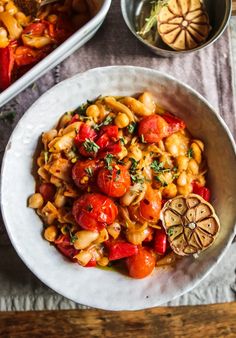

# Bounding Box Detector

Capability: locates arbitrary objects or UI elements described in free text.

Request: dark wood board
[0,302,236,338]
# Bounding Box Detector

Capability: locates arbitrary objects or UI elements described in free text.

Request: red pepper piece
[0,45,15,90]
[108,241,138,261]
[154,230,167,255]
[192,181,210,202]
[55,235,78,262]
[85,258,97,267]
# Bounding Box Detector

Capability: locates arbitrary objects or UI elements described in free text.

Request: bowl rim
[1,65,236,310]
[120,0,232,56]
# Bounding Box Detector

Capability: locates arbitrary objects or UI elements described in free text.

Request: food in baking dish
[28,92,220,278]
[0,0,93,91]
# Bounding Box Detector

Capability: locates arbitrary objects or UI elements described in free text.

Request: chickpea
[44,225,57,242]
[178,184,193,196]
[86,104,100,120]
[175,155,189,171]
[162,183,178,199]
[187,159,199,175]
[177,171,187,187]
[115,112,130,128]
[97,257,109,267]
[54,193,66,208]
[28,193,44,209]
[74,251,92,266]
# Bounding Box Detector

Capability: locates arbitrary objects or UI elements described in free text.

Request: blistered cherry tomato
[72,193,118,232]
[192,181,210,202]
[74,123,97,144]
[126,247,156,279]
[98,141,122,158]
[138,114,169,143]
[39,183,56,202]
[161,112,186,134]
[154,230,167,255]
[72,159,99,190]
[139,185,161,223]
[97,164,131,197]
[96,125,119,148]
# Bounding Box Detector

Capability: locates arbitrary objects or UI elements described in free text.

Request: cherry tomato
[138,114,169,143]
[74,123,97,144]
[72,193,118,232]
[96,125,119,148]
[39,183,56,202]
[161,112,186,134]
[72,159,99,190]
[192,181,210,202]
[97,164,131,197]
[55,235,78,261]
[98,141,122,158]
[139,185,161,223]
[108,241,138,261]
[154,230,167,255]
[126,247,156,279]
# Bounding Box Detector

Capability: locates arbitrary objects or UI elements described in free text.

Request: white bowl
[1,66,236,310]
[0,0,112,108]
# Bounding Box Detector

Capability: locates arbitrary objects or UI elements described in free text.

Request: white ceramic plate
[1,66,236,310]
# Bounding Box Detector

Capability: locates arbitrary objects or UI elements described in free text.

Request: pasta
[29,92,214,279]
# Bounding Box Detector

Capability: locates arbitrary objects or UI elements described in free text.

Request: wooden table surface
[0,3,235,338]
[0,303,236,337]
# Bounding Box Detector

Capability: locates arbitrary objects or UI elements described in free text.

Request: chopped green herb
[127,121,137,134]
[120,137,126,145]
[105,154,114,171]
[154,175,168,187]
[130,173,145,184]
[129,158,139,174]
[93,115,114,130]
[150,160,171,174]
[69,230,78,244]
[167,228,174,236]
[187,148,194,158]
[82,138,100,153]
[85,167,94,177]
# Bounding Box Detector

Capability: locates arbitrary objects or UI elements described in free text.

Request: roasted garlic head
[162,194,220,256]
[158,0,211,51]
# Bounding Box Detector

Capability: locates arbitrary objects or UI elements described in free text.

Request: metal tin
[0,0,112,107]
[121,0,232,58]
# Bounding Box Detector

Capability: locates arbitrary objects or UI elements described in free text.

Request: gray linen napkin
[0,0,235,310]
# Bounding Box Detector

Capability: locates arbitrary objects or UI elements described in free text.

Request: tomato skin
[138,114,169,143]
[126,247,156,279]
[139,186,162,223]
[97,164,131,197]
[108,241,138,261]
[55,235,78,261]
[72,159,99,190]
[74,123,97,144]
[0,44,15,90]
[23,22,47,35]
[161,112,186,134]
[72,193,118,232]
[39,183,56,202]
[192,181,210,202]
[154,230,167,255]
[98,141,122,158]
[96,125,119,148]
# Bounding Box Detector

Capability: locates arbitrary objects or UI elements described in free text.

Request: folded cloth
[0,0,235,310]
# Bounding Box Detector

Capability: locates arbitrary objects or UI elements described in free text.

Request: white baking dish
[0,0,111,108]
